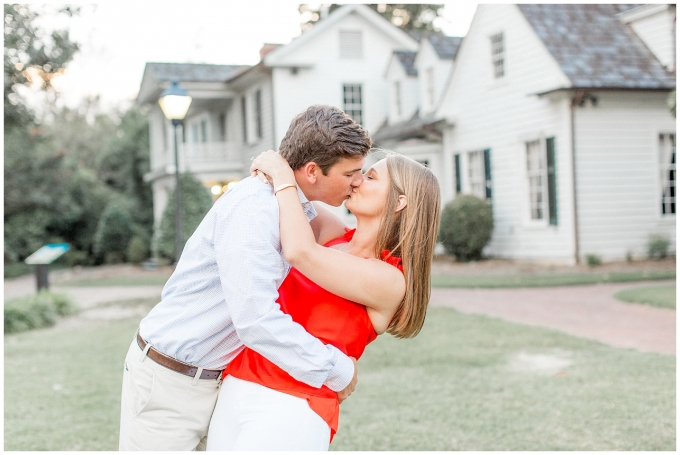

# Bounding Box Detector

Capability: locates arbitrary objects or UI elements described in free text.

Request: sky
[25,2,478,113]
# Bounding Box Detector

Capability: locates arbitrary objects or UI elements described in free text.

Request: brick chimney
[260,43,281,61]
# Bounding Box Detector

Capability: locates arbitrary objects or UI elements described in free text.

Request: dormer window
[491,32,505,78]
[339,30,363,59]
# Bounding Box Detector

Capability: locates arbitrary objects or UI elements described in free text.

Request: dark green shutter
[546,137,558,225]
[454,154,461,194]
[483,149,492,201]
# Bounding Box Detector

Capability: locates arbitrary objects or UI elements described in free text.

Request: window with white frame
[343,84,363,125]
[339,30,363,59]
[660,132,676,215]
[393,81,401,117]
[426,68,435,106]
[491,32,505,78]
[467,150,485,199]
[526,139,545,220]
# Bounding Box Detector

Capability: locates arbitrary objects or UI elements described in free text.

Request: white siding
[574,91,676,260]
[414,39,453,116]
[270,11,411,146]
[385,55,419,124]
[625,6,676,70]
[436,4,576,263]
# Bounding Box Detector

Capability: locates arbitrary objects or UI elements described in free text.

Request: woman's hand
[250,150,296,188]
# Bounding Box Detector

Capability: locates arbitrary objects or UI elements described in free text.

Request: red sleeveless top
[223,228,403,441]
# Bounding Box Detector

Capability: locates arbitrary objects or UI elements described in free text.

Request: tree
[154,173,214,260]
[299,4,444,32]
[4,4,80,128]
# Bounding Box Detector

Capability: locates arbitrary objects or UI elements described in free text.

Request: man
[119,105,372,450]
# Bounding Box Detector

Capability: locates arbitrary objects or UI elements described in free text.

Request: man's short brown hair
[279,105,372,174]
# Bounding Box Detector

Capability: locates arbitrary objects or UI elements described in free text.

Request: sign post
[24,244,70,291]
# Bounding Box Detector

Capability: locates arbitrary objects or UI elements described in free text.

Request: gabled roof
[427,34,463,60]
[264,4,418,66]
[518,4,675,90]
[144,62,249,83]
[394,51,417,76]
[372,111,442,143]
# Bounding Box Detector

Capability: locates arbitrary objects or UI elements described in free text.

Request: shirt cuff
[323,346,355,392]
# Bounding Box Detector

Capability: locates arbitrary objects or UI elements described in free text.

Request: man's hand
[337,357,358,404]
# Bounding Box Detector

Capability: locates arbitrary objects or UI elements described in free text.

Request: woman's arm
[251,152,405,317]
[309,201,348,246]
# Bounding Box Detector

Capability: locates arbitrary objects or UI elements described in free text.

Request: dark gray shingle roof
[518,4,675,90]
[394,51,417,76]
[427,34,462,60]
[145,62,250,83]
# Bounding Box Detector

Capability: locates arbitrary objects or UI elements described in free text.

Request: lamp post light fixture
[158,80,192,264]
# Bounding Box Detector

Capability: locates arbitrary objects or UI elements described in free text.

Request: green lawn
[4,307,675,450]
[614,284,676,310]
[432,270,675,288]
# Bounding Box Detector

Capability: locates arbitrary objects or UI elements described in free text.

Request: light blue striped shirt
[139,176,354,391]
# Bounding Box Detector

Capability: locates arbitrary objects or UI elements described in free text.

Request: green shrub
[93,201,133,262]
[585,254,602,267]
[4,291,78,334]
[4,291,77,334]
[127,236,149,264]
[154,173,213,260]
[438,194,494,262]
[62,249,93,267]
[647,234,671,260]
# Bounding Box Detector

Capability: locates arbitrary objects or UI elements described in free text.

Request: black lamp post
[158,80,192,264]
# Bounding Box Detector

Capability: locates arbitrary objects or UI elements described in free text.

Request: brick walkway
[430,280,676,355]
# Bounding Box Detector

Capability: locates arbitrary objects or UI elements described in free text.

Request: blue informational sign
[24,243,70,265]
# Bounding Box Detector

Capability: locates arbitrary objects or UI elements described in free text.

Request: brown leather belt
[136,332,223,381]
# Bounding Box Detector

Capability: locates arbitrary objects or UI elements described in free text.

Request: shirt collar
[296,186,317,221]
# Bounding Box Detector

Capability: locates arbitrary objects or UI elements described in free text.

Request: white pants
[206,375,331,451]
[118,338,222,451]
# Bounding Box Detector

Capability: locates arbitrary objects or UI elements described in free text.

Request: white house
[433,4,676,264]
[372,32,462,187]
[138,4,675,264]
[138,4,417,226]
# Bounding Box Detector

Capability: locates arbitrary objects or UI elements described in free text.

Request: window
[241,96,247,143]
[526,139,544,220]
[200,119,208,143]
[454,154,461,194]
[393,81,401,117]
[191,124,199,143]
[660,133,676,215]
[468,150,485,199]
[525,137,558,223]
[426,68,435,106]
[255,90,263,139]
[339,30,362,59]
[343,84,363,125]
[491,32,505,78]
[218,113,226,141]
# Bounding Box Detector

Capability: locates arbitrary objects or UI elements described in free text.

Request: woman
[206,151,441,450]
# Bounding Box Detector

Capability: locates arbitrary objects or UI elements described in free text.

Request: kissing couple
[118,104,441,450]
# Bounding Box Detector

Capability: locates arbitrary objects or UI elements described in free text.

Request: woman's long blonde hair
[373,152,441,338]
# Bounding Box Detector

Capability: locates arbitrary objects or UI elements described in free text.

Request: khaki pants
[118,338,221,451]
